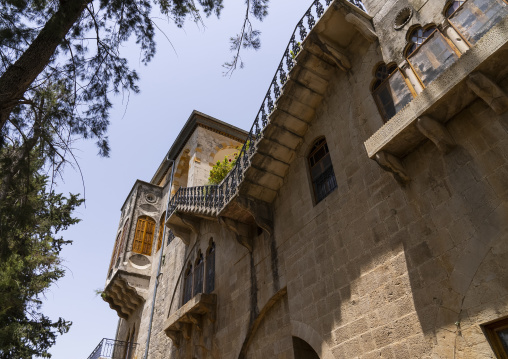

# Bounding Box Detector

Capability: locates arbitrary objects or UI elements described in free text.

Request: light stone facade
[98,0,508,358]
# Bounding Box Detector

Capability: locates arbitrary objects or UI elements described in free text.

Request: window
[183,263,193,305]
[108,232,122,276]
[193,253,204,297]
[371,63,415,122]
[483,317,508,359]
[405,25,437,57]
[167,229,175,246]
[445,0,465,17]
[205,241,215,294]
[116,220,129,267]
[308,137,337,203]
[156,212,166,252]
[405,25,460,86]
[132,216,155,255]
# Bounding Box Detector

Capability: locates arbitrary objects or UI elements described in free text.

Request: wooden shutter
[132,216,155,255]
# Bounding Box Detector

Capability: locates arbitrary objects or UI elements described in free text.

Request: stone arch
[290,321,334,359]
[238,287,287,359]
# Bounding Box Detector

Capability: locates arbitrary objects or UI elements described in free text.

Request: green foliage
[208,154,238,185]
[0,146,82,358]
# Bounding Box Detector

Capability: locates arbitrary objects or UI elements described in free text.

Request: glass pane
[450,0,508,44]
[313,164,337,203]
[373,70,414,121]
[498,328,508,354]
[408,32,459,86]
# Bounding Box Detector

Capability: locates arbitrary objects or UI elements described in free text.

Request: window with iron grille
[132,216,155,255]
[308,138,337,203]
[183,263,193,305]
[193,253,204,296]
[205,241,215,294]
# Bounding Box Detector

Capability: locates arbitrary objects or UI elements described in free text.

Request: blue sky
[42,0,315,357]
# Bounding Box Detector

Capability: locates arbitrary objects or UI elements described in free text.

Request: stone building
[90,0,508,358]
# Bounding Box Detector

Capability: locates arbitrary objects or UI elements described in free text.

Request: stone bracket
[176,212,200,234]
[374,151,410,183]
[167,212,201,245]
[167,223,192,245]
[165,329,182,348]
[416,116,456,154]
[344,12,378,42]
[219,216,253,252]
[309,33,351,71]
[236,196,274,236]
[466,71,508,114]
[186,313,203,331]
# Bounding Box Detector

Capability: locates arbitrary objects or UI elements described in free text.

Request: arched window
[156,211,166,252]
[371,63,415,122]
[405,25,437,57]
[116,220,129,267]
[132,216,155,255]
[445,0,465,17]
[108,232,122,276]
[193,252,204,296]
[308,137,337,203]
[205,241,215,293]
[183,263,193,305]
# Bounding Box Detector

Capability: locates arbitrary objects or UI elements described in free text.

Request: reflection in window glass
[445,0,465,17]
[406,26,437,56]
[449,0,508,45]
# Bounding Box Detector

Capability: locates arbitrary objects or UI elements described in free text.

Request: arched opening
[308,137,337,204]
[205,240,215,293]
[156,211,166,252]
[183,262,193,305]
[292,336,320,359]
[193,252,204,296]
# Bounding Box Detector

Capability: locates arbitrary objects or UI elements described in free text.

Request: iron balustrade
[167,0,366,219]
[87,338,138,359]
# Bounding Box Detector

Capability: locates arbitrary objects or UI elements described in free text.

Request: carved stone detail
[309,34,351,71]
[466,72,508,114]
[236,196,274,236]
[344,12,378,42]
[374,151,410,183]
[416,116,456,154]
[165,329,182,348]
[219,217,253,252]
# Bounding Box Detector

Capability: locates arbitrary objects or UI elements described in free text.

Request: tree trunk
[0,0,90,131]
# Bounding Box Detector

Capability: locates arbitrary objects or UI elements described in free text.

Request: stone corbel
[374,151,410,183]
[167,224,192,245]
[309,33,351,71]
[201,301,217,324]
[236,196,274,236]
[186,313,203,332]
[174,322,192,341]
[466,72,508,114]
[416,116,456,154]
[218,217,253,252]
[165,329,182,348]
[344,12,378,42]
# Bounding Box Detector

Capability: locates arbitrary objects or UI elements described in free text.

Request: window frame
[132,216,156,256]
[205,240,215,294]
[156,211,166,253]
[483,317,508,359]
[307,137,337,204]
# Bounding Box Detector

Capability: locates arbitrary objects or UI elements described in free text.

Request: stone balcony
[364,2,508,182]
[163,293,217,348]
[103,269,150,319]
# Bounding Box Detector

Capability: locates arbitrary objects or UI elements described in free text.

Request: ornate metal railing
[87,338,138,359]
[167,0,366,218]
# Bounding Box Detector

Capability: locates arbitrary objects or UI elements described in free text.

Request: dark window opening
[292,337,320,359]
[193,253,204,297]
[205,241,215,294]
[183,263,193,305]
[308,138,337,203]
[483,317,508,359]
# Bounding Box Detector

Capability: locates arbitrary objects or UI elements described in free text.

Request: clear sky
[42,0,314,358]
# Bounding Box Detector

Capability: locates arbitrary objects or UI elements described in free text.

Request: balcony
[87,338,138,359]
[164,293,217,348]
[364,2,508,179]
[103,270,149,319]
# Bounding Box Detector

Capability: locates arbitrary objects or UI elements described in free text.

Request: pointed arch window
[205,241,215,294]
[156,211,166,252]
[132,216,155,255]
[445,0,465,17]
[405,25,437,57]
[308,138,337,203]
[183,263,193,305]
[371,63,415,122]
[108,232,122,276]
[193,253,204,297]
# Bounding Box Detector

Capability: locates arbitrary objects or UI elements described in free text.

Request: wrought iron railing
[87,338,138,359]
[167,0,366,218]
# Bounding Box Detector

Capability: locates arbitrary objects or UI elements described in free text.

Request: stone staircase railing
[168,0,366,219]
